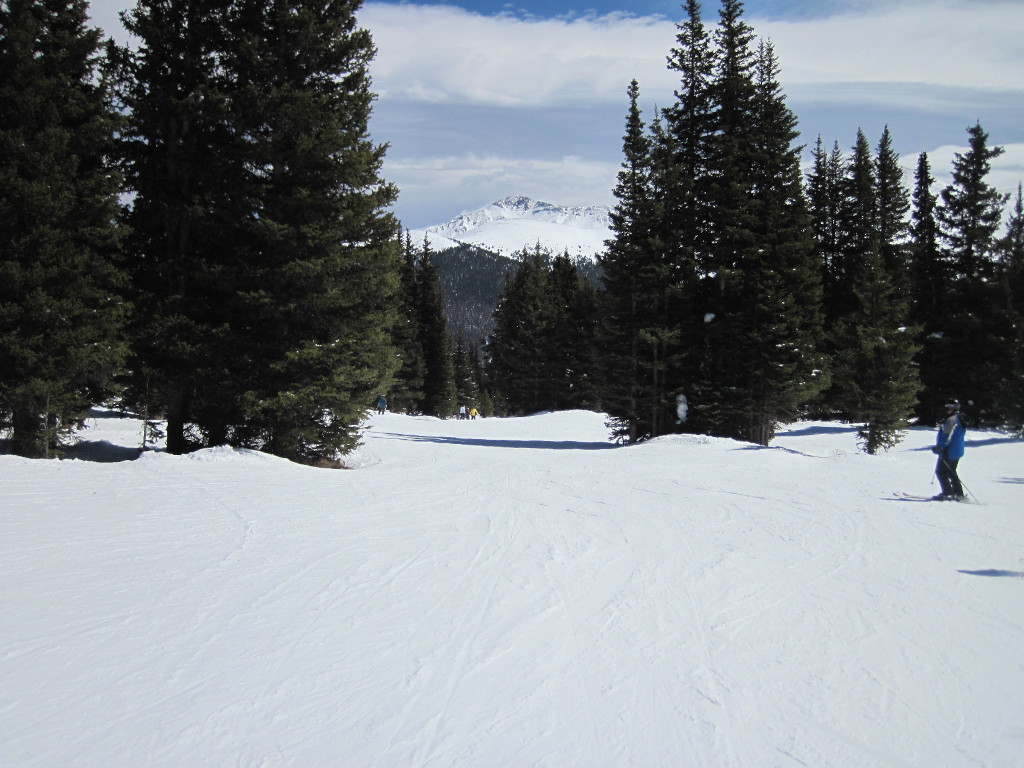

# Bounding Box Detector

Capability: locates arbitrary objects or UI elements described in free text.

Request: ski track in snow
[2,411,1023,767]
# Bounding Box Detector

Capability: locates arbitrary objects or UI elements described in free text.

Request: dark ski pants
[936,452,963,497]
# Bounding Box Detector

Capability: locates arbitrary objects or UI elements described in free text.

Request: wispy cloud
[82,0,1024,224]
[363,1,1024,108]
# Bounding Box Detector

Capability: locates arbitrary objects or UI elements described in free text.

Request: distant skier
[932,399,966,500]
[376,395,387,415]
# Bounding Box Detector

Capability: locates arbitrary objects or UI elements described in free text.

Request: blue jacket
[935,413,966,460]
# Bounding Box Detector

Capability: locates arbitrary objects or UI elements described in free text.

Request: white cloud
[757,1,1024,92]
[80,0,1024,224]
[363,4,676,107]
[388,153,619,223]
[912,142,1024,199]
[362,1,1024,110]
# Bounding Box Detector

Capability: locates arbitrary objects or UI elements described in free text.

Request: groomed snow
[2,410,1023,767]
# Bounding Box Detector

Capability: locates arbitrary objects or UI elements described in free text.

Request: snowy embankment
[2,410,1023,767]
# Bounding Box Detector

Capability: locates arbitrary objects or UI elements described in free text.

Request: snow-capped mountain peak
[411,195,612,260]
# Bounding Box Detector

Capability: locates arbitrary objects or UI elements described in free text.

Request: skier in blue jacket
[932,399,966,500]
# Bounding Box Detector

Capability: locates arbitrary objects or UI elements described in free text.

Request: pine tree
[938,123,1008,284]
[548,254,600,410]
[227,0,400,461]
[117,0,237,454]
[830,246,922,454]
[0,0,127,457]
[599,80,664,441]
[928,122,1011,423]
[807,137,846,322]
[452,334,480,414]
[909,152,944,331]
[417,244,456,418]
[993,184,1024,431]
[690,0,761,438]
[387,232,426,412]
[875,127,911,284]
[120,0,400,461]
[488,248,554,415]
[708,39,825,445]
[830,128,920,453]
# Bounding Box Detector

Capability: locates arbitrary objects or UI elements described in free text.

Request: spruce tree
[226,0,400,461]
[656,0,715,436]
[417,244,456,418]
[929,122,1011,423]
[117,0,236,454]
[712,39,824,445]
[875,127,911,284]
[452,334,480,414]
[938,123,1008,284]
[994,184,1024,431]
[548,254,600,411]
[599,80,664,441]
[120,0,400,461]
[909,152,944,331]
[387,232,426,413]
[807,137,846,323]
[830,246,922,454]
[0,0,127,457]
[691,0,760,438]
[487,248,554,415]
[830,128,920,453]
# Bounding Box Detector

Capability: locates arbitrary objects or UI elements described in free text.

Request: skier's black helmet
[944,399,960,411]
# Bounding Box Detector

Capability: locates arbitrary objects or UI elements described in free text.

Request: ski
[890,492,935,502]
[891,491,979,504]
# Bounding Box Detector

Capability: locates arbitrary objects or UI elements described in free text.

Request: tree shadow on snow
[775,424,860,438]
[377,432,617,451]
[0,437,143,463]
[957,569,1024,579]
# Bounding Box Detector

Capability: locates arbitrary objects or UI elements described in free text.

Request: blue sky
[89,0,1024,228]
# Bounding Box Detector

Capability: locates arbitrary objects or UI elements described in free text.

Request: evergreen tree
[704,39,824,444]
[117,0,237,454]
[452,334,480,413]
[548,254,600,411]
[599,80,665,441]
[833,129,878,322]
[487,248,554,415]
[938,123,1008,284]
[417,244,456,418]
[226,0,400,461]
[656,0,715,436]
[909,152,944,332]
[690,0,761,438]
[829,128,920,453]
[807,137,846,319]
[993,184,1024,431]
[387,232,426,412]
[830,245,922,454]
[928,122,1011,423]
[0,0,127,457]
[875,126,911,284]
[120,0,400,461]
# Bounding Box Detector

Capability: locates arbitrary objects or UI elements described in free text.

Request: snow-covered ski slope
[2,410,1023,767]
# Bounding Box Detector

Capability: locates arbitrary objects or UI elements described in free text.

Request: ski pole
[941,455,979,503]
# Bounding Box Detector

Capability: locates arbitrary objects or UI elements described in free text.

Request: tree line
[484,0,1024,453]
[3,0,1022,461]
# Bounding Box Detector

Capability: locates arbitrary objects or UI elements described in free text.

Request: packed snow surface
[3,410,1024,767]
